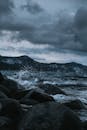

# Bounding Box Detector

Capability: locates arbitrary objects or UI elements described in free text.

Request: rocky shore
[0,72,87,130]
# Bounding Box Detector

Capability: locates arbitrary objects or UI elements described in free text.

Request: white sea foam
[1,70,87,121]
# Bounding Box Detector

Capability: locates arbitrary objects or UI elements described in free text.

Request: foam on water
[53,94,75,103]
[1,70,87,121]
[6,70,38,90]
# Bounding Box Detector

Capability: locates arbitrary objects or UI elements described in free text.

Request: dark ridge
[0,55,87,76]
[50,62,85,67]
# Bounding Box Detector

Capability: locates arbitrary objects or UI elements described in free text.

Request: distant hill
[0,55,87,77]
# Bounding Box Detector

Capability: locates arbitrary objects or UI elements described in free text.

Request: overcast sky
[0,0,87,65]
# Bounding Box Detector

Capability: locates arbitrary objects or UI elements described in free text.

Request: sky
[0,0,87,65]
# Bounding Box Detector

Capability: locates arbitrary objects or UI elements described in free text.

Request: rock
[13,89,30,100]
[19,102,82,130]
[82,121,87,130]
[0,98,23,120]
[21,89,55,103]
[1,78,18,93]
[0,74,21,98]
[63,99,85,110]
[20,98,39,105]
[0,85,10,97]
[0,116,14,130]
[0,98,23,130]
[20,104,32,112]
[38,83,67,95]
[0,73,4,82]
[0,91,8,99]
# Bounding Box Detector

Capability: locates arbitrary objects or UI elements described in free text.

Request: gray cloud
[16,12,74,44]
[0,0,44,32]
[0,0,14,15]
[0,0,15,32]
[21,0,43,14]
[0,21,35,31]
[74,7,87,51]
[74,8,87,30]
[0,0,87,53]
[16,7,87,52]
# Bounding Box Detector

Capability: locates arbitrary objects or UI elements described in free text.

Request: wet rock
[21,89,55,103]
[0,73,21,98]
[19,102,82,130]
[0,98,23,120]
[0,116,14,130]
[0,85,10,97]
[64,99,85,110]
[13,89,30,100]
[1,78,18,94]
[83,120,87,130]
[0,91,8,99]
[20,98,39,105]
[38,83,67,95]
[0,98,23,130]
[20,104,32,112]
[0,73,4,82]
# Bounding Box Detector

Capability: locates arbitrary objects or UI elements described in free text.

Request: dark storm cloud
[0,0,43,32]
[16,12,74,44]
[0,0,15,31]
[21,0,43,14]
[0,0,46,40]
[0,21,35,31]
[74,7,87,51]
[0,0,14,15]
[75,8,87,30]
[16,7,87,52]
[0,0,87,52]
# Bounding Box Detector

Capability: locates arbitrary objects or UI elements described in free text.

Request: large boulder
[0,85,9,97]
[0,98,22,119]
[0,98,23,130]
[0,116,14,130]
[63,99,85,110]
[0,91,8,99]
[83,121,87,130]
[0,73,4,82]
[0,73,21,98]
[20,89,55,103]
[13,89,30,100]
[1,78,18,93]
[20,98,39,106]
[38,83,67,95]
[19,102,82,130]
[13,89,39,105]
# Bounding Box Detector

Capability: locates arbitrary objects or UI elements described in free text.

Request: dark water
[1,70,87,121]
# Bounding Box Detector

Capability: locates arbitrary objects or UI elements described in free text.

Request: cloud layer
[0,0,87,54]
[0,0,13,15]
[22,0,43,14]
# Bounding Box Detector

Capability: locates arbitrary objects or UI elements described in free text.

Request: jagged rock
[82,120,87,130]
[1,78,18,94]
[13,89,30,100]
[0,85,10,97]
[19,102,82,130]
[20,89,55,103]
[0,91,8,99]
[20,98,39,105]
[0,73,4,82]
[0,73,21,98]
[0,98,23,120]
[63,99,85,110]
[0,98,23,130]
[0,116,14,130]
[38,83,67,95]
